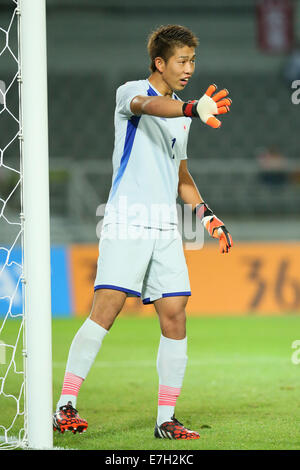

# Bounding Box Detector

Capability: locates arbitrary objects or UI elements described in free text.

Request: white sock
[56,318,108,410]
[156,334,188,426]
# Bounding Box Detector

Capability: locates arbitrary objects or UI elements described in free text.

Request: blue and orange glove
[195,202,233,253]
[182,84,231,128]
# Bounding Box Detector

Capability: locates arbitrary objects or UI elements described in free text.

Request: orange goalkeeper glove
[195,202,233,253]
[182,84,231,128]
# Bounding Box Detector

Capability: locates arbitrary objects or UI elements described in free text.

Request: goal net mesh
[0,0,26,449]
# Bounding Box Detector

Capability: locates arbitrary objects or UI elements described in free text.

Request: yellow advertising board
[185,242,300,315]
[69,242,300,316]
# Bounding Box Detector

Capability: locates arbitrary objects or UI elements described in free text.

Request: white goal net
[0,0,26,450]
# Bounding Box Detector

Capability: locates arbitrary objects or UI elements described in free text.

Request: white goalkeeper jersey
[103,79,192,229]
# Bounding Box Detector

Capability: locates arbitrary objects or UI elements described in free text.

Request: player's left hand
[197,84,232,129]
[205,216,233,254]
[182,84,232,128]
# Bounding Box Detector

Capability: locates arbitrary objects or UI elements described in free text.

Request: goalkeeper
[53,24,233,439]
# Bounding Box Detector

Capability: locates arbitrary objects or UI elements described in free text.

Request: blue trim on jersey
[147,84,158,96]
[142,291,192,305]
[110,115,141,199]
[94,284,141,297]
[147,82,179,101]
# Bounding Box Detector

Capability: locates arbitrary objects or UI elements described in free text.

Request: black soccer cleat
[154,415,200,440]
[53,401,88,434]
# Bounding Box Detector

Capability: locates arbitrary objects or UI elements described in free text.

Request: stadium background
[1,0,300,317]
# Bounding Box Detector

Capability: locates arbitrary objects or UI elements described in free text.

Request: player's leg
[154,295,188,424]
[154,296,199,439]
[53,288,126,434]
[57,288,126,408]
[141,229,199,439]
[155,294,187,339]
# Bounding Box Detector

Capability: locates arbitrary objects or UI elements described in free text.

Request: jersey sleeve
[115,81,145,118]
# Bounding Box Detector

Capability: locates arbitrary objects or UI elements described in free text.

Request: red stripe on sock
[158,384,181,406]
[61,372,83,397]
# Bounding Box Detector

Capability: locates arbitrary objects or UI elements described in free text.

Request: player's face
[160,46,196,92]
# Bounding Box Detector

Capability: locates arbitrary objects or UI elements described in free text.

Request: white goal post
[0,0,53,449]
[19,0,53,450]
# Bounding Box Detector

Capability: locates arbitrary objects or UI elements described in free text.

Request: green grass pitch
[51,314,300,450]
[1,314,300,450]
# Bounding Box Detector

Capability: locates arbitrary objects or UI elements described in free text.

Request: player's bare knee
[170,309,186,325]
[159,307,186,340]
[155,296,188,320]
[90,288,126,329]
[158,306,186,329]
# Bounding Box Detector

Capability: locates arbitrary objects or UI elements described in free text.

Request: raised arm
[130,95,184,118]
[130,84,232,127]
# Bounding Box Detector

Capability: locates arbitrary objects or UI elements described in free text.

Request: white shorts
[94,224,191,304]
